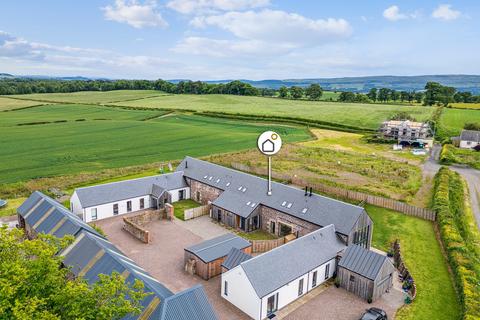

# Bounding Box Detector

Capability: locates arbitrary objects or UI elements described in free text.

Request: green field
[0,96,48,111]
[0,104,310,183]
[10,90,167,104]
[437,107,480,139]
[9,91,435,131]
[367,205,460,320]
[450,102,480,110]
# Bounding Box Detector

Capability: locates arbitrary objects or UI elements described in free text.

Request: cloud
[383,5,416,21]
[432,4,461,21]
[191,10,351,46]
[102,0,167,28]
[166,0,270,14]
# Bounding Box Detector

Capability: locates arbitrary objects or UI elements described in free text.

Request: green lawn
[0,104,311,184]
[235,229,278,240]
[437,108,480,140]
[173,199,201,220]
[9,90,167,104]
[0,96,48,111]
[366,205,460,320]
[0,197,26,217]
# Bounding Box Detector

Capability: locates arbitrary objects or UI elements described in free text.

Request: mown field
[9,91,435,131]
[207,129,424,202]
[450,102,480,110]
[0,103,310,183]
[437,108,480,139]
[0,96,48,111]
[367,205,460,320]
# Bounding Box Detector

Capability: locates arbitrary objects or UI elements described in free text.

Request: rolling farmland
[0,103,310,183]
[437,108,480,139]
[0,96,49,111]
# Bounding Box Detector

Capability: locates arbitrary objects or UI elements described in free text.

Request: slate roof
[460,130,480,142]
[221,247,252,271]
[160,285,218,320]
[73,171,187,208]
[338,245,391,281]
[177,157,367,235]
[185,233,251,263]
[239,225,346,298]
[17,191,103,238]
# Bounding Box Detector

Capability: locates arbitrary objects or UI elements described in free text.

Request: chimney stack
[305,186,308,196]
[309,187,313,197]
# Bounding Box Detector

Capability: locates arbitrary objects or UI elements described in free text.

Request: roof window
[246,201,251,206]
[238,186,243,191]
[203,175,208,179]
[281,201,287,207]
[242,187,247,192]
[208,176,213,181]
[216,178,220,183]
[287,203,293,208]
[302,208,308,214]
[226,182,231,187]
[250,203,256,208]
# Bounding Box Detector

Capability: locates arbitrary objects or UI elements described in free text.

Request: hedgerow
[433,167,480,319]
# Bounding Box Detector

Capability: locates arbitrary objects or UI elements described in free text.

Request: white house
[459,130,480,149]
[70,172,190,222]
[221,225,345,320]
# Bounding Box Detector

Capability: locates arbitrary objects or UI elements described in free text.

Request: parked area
[95,213,405,320]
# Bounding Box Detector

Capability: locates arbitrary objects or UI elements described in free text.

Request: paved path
[173,215,229,239]
[451,165,480,230]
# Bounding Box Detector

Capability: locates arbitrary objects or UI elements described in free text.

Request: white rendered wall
[70,192,83,218]
[168,187,191,202]
[460,140,479,149]
[83,195,151,223]
[221,266,261,320]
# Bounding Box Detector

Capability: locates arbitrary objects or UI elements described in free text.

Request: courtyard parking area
[95,214,404,320]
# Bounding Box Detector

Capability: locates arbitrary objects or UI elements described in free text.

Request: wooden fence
[231,162,436,221]
[250,237,285,253]
[184,205,210,221]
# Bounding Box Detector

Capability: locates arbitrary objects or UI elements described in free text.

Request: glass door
[267,294,277,315]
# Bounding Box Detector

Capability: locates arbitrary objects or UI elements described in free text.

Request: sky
[1,0,479,80]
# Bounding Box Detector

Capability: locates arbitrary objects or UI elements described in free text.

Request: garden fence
[184,204,210,221]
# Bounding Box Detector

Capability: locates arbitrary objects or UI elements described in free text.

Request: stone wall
[259,205,319,237]
[122,210,163,243]
[189,179,222,205]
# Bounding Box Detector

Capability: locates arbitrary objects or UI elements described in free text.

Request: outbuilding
[337,244,395,302]
[184,233,252,280]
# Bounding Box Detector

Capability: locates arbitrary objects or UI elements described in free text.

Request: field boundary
[230,162,436,221]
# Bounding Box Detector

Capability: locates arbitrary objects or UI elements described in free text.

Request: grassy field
[173,199,201,220]
[450,102,480,110]
[8,91,435,131]
[0,104,310,183]
[437,108,480,140]
[207,129,423,202]
[0,96,48,111]
[0,197,27,217]
[9,90,167,104]
[366,205,460,320]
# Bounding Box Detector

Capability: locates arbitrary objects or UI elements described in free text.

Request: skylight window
[281,201,287,207]
[208,176,213,181]
[226,182,231,187]
[203,175,208,179]
[216,179,220,183]
[238,186,243,191]
[246,201,251,206]
[302,208,308,214]
[242,187,247,192]
[250,203,256,208]
[287,203,293,208]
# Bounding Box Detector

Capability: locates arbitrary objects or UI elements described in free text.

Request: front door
[178,189,185,200]
[267,294,277,315]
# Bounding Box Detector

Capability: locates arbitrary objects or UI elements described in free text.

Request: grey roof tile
[221,247,252,270]
[185,233,251,263]
[177,157,366,235]
[240,225,346,298]
[74,172,187,208]
[460,130,480,142]
[338,245,390,280]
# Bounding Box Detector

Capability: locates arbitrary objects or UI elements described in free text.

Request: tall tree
[278,86,289,98]
[0,227,148,320]
[367,88,377,102]
[289,86,304,99]
[305,84,323,100]
[424,81,456,106]
[378,88,390,102]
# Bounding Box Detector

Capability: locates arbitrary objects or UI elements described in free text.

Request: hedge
[441,144,480,170]
[433,167,480,320]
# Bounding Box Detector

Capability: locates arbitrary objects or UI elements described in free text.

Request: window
[325,264,330,280]
[298,278,304,296]
[113,204,118,215]
[281,201,287,207]
[350,275,355,282]
[224,281,228,296]
[140,198,144,209]
[267,294,278,315]
[127,201,132,212]
[286,203,292,208]
[301,208,308,214]
[91,208,97,221]
[270,221,276,235]
[178,189,185,200]
[196,191,201,202]
[312,271,317,287]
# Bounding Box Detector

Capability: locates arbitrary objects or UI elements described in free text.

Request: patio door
[266,293,278,315]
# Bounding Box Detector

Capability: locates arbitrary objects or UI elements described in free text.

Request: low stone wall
[250,237,285,253]
[122,210,164,243]
[393,239,416,301]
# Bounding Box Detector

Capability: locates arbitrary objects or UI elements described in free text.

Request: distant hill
[0,73,14,78]
[206,75,480,94]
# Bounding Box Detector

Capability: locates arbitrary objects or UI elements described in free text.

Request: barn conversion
[184,233,252,280]
[17,192,218,320]
[70,172,189,222]
[221,225,345,320]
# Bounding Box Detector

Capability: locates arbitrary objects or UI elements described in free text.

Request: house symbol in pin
[261,139,275,153]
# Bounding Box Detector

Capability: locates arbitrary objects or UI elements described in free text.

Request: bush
[433,168,480,319]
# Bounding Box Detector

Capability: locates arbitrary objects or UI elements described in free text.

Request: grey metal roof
[73,172,187,208]
[185,233,251,263]
[160,285,218,320]
[17,191,103,238]
[177,157,367,235]
[460,130,480,142]
[338,245,390,281]
[213,191,259,218]
[221,247,252,271]
[240,225,346,298]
